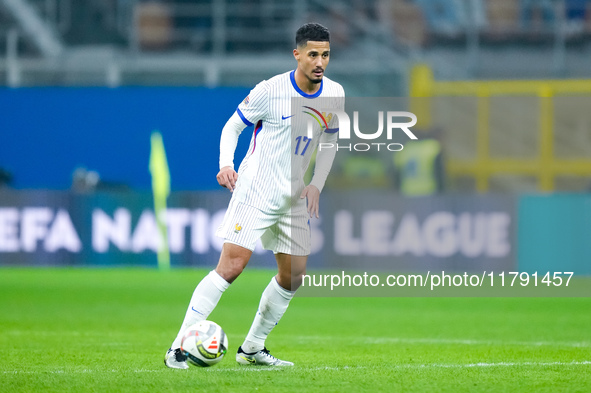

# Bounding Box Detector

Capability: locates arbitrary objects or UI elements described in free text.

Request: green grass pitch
[1,267,590,392]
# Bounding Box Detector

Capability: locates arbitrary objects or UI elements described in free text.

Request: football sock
[171,269,230,349]
[241,276,294,353]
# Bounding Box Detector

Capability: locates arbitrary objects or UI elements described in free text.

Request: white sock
[171,270,230,349]
[241,277,294,353]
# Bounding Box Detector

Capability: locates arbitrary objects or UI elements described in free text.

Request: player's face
[294,41,330,84]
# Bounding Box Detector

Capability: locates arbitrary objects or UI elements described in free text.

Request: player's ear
[293,48,300,61]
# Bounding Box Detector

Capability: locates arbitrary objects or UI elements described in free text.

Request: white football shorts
[215,199,311,256]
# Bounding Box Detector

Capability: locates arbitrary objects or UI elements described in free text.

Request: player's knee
[216,243,252,283]
[292,270,306,290]
[277,270,305,291]
[216,256,247,283]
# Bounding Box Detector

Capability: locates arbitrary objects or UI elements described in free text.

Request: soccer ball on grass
[180,320,228,367]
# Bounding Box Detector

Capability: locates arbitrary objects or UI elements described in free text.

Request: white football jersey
[232,70,345,214]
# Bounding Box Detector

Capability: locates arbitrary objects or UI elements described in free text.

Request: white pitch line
[391,361,591,369]
[6,330,589,348]
[364,337,591,348]
[3,362,590,375]
[291,335,591,348]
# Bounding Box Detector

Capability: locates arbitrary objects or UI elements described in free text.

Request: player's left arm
[301,88,344,218]
[302,113,340,216]
[301,132,337,218]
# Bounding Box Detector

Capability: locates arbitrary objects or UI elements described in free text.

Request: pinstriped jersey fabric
[232,70,345,214]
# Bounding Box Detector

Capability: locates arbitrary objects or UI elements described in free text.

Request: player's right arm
[218,82,269,192]
[216,167,238,192]
[218,112,246,192]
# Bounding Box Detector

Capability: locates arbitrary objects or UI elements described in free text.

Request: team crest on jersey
[242,96,250,106]
[234,224,242,234]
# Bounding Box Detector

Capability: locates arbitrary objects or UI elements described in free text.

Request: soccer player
[165,23,345,368]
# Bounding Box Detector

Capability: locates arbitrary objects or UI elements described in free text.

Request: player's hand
[217,166,238,192]
[300,184,320,218]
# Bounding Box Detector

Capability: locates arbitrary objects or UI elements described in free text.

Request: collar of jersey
[290,70,323,98]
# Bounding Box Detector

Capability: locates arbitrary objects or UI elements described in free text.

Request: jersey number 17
[294,136,311,156]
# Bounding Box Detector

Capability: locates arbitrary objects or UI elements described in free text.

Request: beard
[306,74,323,84]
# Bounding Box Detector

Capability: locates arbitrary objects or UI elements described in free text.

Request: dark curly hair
[295,23,330,47]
